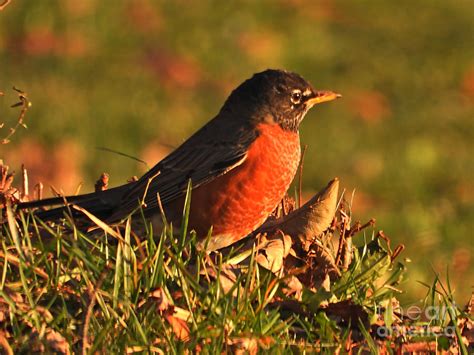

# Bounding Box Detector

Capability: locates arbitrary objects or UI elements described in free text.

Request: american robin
[18,69,340,250]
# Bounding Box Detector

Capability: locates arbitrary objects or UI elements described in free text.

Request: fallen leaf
[203,263,242,295]
[151,288,171,312]
[228,336,258,355]
[255,232,292,273]
[165,314,190,342]
[44,330,71,355]
[259,178,339,250]
[282,275,303,299]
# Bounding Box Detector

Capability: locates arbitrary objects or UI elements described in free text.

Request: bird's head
[222,69,341,132]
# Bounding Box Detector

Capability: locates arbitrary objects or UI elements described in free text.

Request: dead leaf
[151,288,171,312]
[203,263,242,295]
[255,232,292,273]
[165,314,190,342]
[257,336,275,349]
[259,178,339,250]
[28,329,71,354]
[295,240,340,291]
[282,275,303,299]
[218,266,239,295]
[228,336,258,355]
[44,330,71,355]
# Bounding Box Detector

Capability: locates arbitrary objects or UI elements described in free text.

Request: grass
[0,189,471,353]
[0,1,473,351]
[1,0,473,303]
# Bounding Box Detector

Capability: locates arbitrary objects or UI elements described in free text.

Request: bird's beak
[306,90,342,107]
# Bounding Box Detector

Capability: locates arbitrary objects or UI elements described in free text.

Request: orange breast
[187,123,301,248]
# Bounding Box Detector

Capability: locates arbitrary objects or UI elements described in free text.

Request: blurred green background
[1,0,473,303]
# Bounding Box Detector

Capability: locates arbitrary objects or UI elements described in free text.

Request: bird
[18,69,340,250]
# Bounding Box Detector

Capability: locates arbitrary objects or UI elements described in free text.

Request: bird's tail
[17,183,133,222]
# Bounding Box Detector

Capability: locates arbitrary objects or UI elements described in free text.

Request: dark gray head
[222,69,340,132]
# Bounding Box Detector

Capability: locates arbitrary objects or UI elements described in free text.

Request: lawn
[0,0,473,350]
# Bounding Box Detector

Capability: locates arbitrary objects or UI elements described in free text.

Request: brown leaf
[228,336,258,355]
[44,330,71,355]
[203,263,242,295]
[260,178,339,250]
[257,336,276,349]
[165,314,190,342]
[151,288,171,312]
[295,241,340,291]
[255,232,292,273]
[28,329,71,354]
[218,266,240,295]
[282,275,303,299]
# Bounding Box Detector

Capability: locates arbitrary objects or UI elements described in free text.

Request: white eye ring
[291,90,302,104]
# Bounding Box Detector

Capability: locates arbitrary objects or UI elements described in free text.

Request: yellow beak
[306,90,342,107]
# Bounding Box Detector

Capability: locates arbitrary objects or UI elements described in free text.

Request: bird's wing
[17,116,258,222]
[109,116,259,218]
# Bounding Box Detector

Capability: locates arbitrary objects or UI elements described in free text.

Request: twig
[1,87,31,144]
[391,244,405,261]
[34,182,43,201]
[339,218,375,269]
[348,218,376,238]
[335,207,351,266]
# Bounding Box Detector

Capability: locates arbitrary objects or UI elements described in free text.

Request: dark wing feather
[17,115,258,223]
[106,116,258,220]
[18,183,134,210]
[18,183,135,220]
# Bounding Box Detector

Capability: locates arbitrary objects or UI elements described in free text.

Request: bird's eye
[291,90,302,104]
